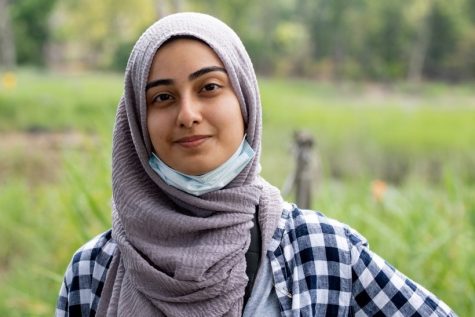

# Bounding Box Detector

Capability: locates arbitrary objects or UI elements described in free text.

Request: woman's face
[146,39,245,176]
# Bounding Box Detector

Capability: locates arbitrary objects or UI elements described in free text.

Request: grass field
[1,70,474,315]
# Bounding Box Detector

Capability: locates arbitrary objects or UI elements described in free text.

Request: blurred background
[0,0,474,315]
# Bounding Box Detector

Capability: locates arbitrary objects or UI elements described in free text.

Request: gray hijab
[97,12,283,317]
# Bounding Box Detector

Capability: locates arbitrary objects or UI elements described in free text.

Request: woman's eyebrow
[189,66,227,80]
[145,66,227,91]
[146,79,173,91]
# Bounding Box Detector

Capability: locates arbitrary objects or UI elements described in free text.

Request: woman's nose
[177,96,202,128]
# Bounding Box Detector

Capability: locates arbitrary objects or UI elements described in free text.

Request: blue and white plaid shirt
[56,204,456,316]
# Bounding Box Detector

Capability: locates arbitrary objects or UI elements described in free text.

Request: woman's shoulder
[64,229,117,289]
[269,204,457,316]
[70,229,116,265]
[56,230,117,316]
[274,202,368,250]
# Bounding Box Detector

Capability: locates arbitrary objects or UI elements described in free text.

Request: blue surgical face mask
[148,136,255,196]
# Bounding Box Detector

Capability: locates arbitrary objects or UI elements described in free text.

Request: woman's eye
[201,83,221,92]
[153,93,173,103]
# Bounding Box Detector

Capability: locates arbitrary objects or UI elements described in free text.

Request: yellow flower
[2,72,17,90]
[371,179,387,202]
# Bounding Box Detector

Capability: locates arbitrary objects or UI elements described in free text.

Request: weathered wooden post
[294,131,314,209]
[282,131,316,209]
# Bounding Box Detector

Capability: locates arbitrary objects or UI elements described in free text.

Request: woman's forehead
[155,38,223,65]
[148,38,226,81]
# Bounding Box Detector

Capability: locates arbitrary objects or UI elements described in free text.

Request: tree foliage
[4,0,475,80]
[10,0,57,66]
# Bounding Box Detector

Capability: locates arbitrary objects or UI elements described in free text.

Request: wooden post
[294,131,314,209]
[282,131,316,209]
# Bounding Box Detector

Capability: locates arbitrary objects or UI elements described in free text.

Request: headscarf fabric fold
[98,12,283,317]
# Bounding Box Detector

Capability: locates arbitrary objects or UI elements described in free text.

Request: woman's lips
[174,135,210,148]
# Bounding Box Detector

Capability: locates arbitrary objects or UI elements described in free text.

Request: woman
[56,12,456,316]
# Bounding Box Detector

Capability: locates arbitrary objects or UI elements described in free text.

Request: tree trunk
[155,0,185,19]
[155,0,167,18]
[407,1,433,82]
[0,0,16,68]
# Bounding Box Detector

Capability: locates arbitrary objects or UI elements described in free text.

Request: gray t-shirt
[242,255,281,316]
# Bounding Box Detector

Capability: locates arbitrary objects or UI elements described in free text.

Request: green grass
[259,78,475,184]
[1,70,474,315]
[0,69,121,133]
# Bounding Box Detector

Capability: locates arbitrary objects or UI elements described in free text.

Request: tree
[52,0,156,70]
[0,0,16,68]
[423,0,463,80]
[10,0,57,66]
[407,0,433,82]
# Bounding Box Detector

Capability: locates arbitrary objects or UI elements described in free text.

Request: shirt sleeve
[349,236,457,316]
[55,230,116,317]
[55,274,69,317]
[55,246,93,317]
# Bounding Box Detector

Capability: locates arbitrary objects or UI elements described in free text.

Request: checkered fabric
[268,206,456,316]
[56,230,116,317]
[56,206,456,316]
